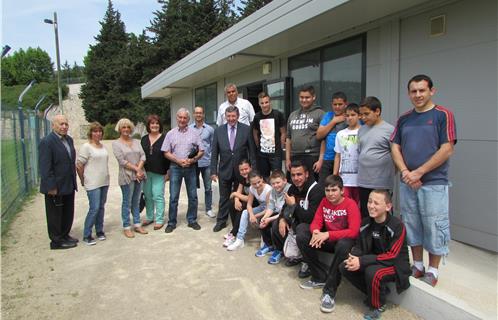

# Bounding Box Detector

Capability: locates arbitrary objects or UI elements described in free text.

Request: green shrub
[103,123,119,140]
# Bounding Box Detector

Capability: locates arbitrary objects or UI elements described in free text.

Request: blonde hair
[87,122,104,139]
[115,118,135,133]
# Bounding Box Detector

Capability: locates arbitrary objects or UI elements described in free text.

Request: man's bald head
[52,114,69,136]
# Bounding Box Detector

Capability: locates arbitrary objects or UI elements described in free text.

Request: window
[195,83,217,124]
[289,35,365,111]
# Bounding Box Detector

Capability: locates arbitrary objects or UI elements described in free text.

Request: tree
[1,47,54,86]
[62,60,71,84]
[237,0,272,18]
[147,0,237,78]
[80,0,130,124]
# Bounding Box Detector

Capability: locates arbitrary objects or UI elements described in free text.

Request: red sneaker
[411,265,425,278]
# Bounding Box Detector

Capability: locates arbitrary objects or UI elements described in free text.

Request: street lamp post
[44,12,63,114]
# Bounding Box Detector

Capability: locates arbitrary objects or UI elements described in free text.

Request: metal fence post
[17,80,36,193]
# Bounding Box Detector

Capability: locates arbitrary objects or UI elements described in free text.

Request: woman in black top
[140,115,170,230]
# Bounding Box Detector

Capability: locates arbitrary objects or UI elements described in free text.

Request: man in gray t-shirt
[357,96,394,218]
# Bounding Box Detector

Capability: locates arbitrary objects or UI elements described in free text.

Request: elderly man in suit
[39,114,79,249]
[211,106,256,232]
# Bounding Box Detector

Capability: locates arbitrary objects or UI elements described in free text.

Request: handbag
[139,192,146,213]
[187,144,199,159]
[283,228,302,260]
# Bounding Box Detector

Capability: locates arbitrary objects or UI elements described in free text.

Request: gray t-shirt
[287,106,325,156]
[267,183,292,214]
[357,121,395,189]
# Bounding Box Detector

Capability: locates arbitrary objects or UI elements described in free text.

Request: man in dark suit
[39,114,78,249]
[210,106,256,232]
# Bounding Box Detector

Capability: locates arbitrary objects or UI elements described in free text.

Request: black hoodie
[281,178,324,228]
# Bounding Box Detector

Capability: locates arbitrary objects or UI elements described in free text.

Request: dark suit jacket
[39,132,77,195]
[210,122,256,181]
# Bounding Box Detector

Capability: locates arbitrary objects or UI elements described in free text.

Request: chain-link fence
[1,108,51,219]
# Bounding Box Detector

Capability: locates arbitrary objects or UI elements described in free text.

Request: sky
[1,0,164,66]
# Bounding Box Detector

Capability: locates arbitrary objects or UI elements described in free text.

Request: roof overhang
[142,0,431,99]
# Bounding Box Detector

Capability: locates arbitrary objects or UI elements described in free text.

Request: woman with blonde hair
[77,122,110,245]
[112,118,148,238]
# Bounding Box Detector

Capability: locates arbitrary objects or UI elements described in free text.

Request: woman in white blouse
[76,122,110,245]
[112,118,148,238]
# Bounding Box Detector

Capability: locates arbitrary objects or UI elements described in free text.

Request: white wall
[171,90,195,126]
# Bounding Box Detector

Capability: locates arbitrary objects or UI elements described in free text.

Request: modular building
[142,0,498,252]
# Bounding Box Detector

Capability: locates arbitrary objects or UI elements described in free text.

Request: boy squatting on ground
[296,175,361,313]
[333,103,362,205]
[340,190,411,320]
[268,161,324,265]
[226,171,272,251]
[223,159,253,247]
[255,169,292,257]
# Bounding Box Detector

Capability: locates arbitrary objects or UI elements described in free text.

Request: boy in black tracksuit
[340,190,410,320]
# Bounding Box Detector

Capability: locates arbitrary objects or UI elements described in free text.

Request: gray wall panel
[399,0,498,251]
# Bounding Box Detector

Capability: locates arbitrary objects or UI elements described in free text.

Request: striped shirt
[161,126,204,160]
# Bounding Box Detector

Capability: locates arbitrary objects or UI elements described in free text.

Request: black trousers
[217,176,238,225]
[260,220,273,246]
[340,262,396,308]
[229,198,245,236]
[358,187,374,219]
[257,154,282,179]
[270,218,288,251]
[318,159,334,187]
[296,223,354,296]
[44,193,75,244]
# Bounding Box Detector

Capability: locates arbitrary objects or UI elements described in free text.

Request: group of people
[39,74,456,319]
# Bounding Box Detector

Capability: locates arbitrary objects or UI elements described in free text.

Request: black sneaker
[83,236,97,246]
[96,232,106,241]
[298,262,311,278]
[213,222,226,232]
[188,222,201,230]
[165,225,176,233]
[285,258,302,267]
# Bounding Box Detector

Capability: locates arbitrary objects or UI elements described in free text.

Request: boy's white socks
[427,266,439,278]
[413,260,424,271]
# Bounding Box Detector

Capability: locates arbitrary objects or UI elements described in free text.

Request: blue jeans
[400,182,450,255]
[197,166,212,211]
[83,186,109,238]
[168,164,198,227]
[237,204,267,240]
[143,171,165,224]
[120,180,142,228]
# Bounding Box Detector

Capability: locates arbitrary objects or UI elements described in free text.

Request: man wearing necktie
[39,115,79,249]
[211,106,256,232]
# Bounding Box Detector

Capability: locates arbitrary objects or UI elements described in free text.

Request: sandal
[142,220,153,227]
[134,227,148,234]
[153,224,164,230]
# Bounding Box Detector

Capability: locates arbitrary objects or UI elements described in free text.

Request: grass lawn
[1,139,23,218]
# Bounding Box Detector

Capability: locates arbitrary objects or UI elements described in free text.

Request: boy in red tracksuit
[296,175,361,313]
[341,190,411,320]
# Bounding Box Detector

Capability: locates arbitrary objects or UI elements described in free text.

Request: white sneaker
[227,238,244,251]
[223,234,235,247]
[206,210,216,218]
[223,232,232,240]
